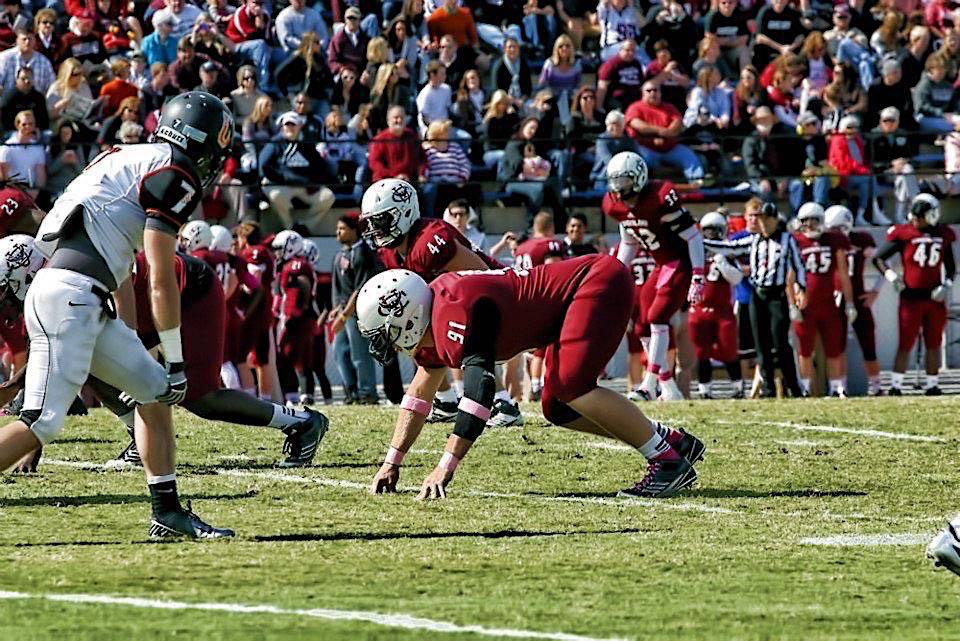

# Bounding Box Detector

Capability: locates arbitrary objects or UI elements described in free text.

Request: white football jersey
[597,2,643,49]
[36,143,202,289]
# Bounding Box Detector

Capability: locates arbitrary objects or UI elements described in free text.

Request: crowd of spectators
[1,0,960,229]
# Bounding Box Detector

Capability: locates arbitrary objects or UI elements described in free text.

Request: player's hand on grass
[416,466,454,501]
[12,447,41,474]
[370,462,401,494]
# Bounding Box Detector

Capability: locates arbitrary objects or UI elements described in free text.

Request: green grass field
[1,397,959,641]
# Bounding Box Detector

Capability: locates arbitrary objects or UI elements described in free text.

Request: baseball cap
[344,6,361,19]
[833,4,851,16]
[839,114,860,131]
[880,106,900,121]
[278,111,303,127]
[201,60,217,73]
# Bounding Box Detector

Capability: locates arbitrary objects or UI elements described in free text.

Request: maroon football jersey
[698,255,734,311]
[414,255,611,369]
[279,258,316,318]
[0,185,36,236]
[240,243,276,290]
[610,243,656,286]
[191,247,232,291]
[601,180,689,267]
[845,230,875,298]
[513,237,565,269]
[133,252,217,343]
[886,223,957,290]
[794,230,851,306]
[378,218,500,282]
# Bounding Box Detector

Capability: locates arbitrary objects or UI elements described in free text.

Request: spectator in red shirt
[225,0,274,93]
[167,36,207,91]
[99,57,138,113]
[327,6,369,78]
[427,0,479,68]
[596,39,644,112]
[368,105,421,183]
[60,10,106,65]
[624,81,704,182]
[828,114,878,224]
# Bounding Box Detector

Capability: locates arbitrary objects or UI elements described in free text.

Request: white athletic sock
[494,389,512,403]
[653,420,679,441]
[220,362,241,389]
[891,372,905,389]
[268,403,310,428]
[640,336,651,354]
[119,410,135,431]
[829,379,843,394]
[638,430,671,461]
[649,324,669,375]
[800,378,811,394]
[530,377,543,393]
[868,376,881,393]
[926,374,939,390]
[698,382,711,397]
[451,380,464,398]
[733,379,744,393]
[259,393,273,401]
[147,473,176,485]
[435,387,458,403]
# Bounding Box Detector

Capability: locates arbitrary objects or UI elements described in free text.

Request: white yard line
[800,533,929,546]
[715,419,945,443]
[0,590,627,641]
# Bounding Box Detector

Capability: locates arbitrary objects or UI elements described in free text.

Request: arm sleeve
[678,224,705,271]
[716,258,745,284]
[703,235,753,257]
[873,239,902,266]
[452,299,499,442]
[945,238,956,280]
[139,166,202,235]
[616,224,639,265]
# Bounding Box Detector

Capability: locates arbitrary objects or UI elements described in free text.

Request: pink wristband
[457,397,491,421]
[400,394,431,417]
[439,451,460,472]
[384,447,405,466]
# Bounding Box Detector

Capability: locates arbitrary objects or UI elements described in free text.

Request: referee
[705,203,807,397]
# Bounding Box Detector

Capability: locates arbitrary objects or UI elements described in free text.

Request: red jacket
[828,133,870,176]
[368,127,421,182]
[225,5,271,44]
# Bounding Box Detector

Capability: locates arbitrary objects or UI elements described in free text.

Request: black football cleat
[673,429,706,464]
[888,387,903,396]
[149,501,235,540]
[925,386,943,396]
[426,398,458,423]
[487,398,524,427]
[278,409,329,468]
[618,457,697,499]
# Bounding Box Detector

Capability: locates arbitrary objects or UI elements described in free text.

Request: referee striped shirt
[704,226,807,290]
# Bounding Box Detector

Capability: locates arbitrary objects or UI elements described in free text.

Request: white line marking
[800,533,929,546]
[0,590,626,641]
[715,419,945,442]
[774,440,827,447]
[580,442,635,452]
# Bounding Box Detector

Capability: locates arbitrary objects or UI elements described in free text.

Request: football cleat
[928,516,960,577]
[635,386,657,401]
[298,394,314,406]
[426,398,458,423]
[487,399,524,427]
[626,390,641,401]
[529,388,542,402]
[888,387,903,396]
[672,429,706,464]
[925,386,943,396]
[831,389,848,399]
[149,501,235,540]
[278,409,329,468]
[618,457,697,499]
[113,439,142,467]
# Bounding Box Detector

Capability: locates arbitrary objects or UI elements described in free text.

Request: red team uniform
[238,243,276,366]
[414,255,634,425]
[133,252,225,404]
[688,255,738,364]
[377,218,501,279]
[513,237,565,270]
[842,230,878,361]
[793,230,851,359]
[611,244,656,354]
[602,180,692,326]
[0,185,37,236]
[277,257,317,371]
[885,223,957,352]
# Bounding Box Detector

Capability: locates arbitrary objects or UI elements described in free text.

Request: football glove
[157,361,187,406]
[884,268,905,292]
[845,303,858,323]
[687,269,705,305]
[932,278,953,302]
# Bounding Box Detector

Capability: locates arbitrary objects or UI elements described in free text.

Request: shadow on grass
[254,527,647,543]
[685,488,867,499]
[0,489,259,508]
[53,437,116,445]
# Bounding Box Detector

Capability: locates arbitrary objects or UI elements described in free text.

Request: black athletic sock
[149,478,181,515]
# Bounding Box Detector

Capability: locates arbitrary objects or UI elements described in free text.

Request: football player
[602,151,705,401]
[792,203,857,397]
[513,211,565,401]
[234,222,279,402]
[360,178,523,427]
[929,514,960,577]
[272,230,319,405]
[0,179,44,236]
[825,205,883,396]
[361,255,705,499]
[610,241,657,400]
[689,212,744,399]
[301,238,334,404]
[873,193,957,395]
[0,92,235,539]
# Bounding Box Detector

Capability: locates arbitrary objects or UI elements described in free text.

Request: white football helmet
[606,151,648,198]
[301,238,320,269]
[699,211,727,240]
[271,229,304,263]
[0,234,45,303]
[179,220,213,252]
[824,205,854,235]
[928,514,960,577]
[356,269,433,364]
[209,224,233,253]
[797,202,825,239]
[360,178,421,248]
[909,193,940,226]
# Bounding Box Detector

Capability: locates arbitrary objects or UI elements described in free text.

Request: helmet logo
[391,183,414,204]
[1,243,31,295]
[217,112,232,149]
[377,289,409,318]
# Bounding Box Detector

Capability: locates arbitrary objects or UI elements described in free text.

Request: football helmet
[360,178,421,248]
[797,202,825,239]
[699,211,727,241]
[824,205,854,234]
[209,224,233,253]
[356,269,433,364]
[154,91,235,190]
[271,229,304,263]
[0,234,45,304]
[606,151,648,198]
[909,193,940,226]
[301,238,321,269]
[179,220,213,252]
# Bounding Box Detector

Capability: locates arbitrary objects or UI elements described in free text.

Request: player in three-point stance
[360,255,706,500]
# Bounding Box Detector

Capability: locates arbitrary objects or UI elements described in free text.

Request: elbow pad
[452,361,496,442]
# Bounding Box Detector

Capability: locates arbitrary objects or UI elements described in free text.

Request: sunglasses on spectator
[881,117,897,123]
[40,19,54,25]
[346,15,359,20]
[448,209,469,217]
[70,70,83,77]
[643,87,660,93]
[242,75,255,81]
